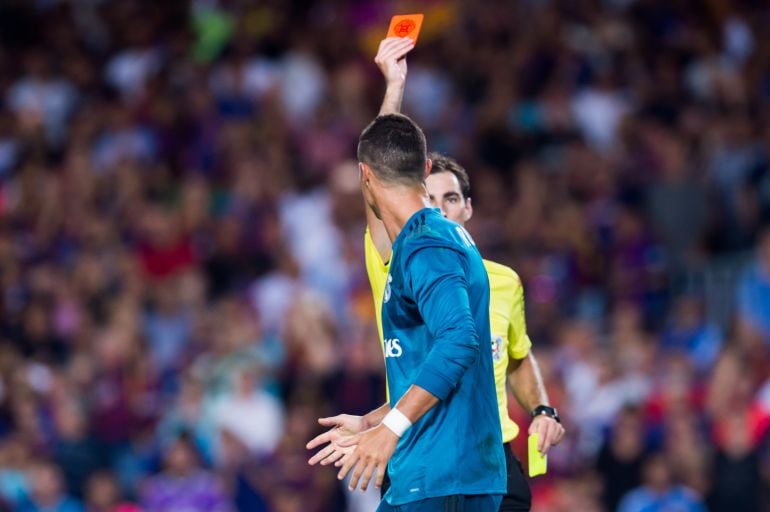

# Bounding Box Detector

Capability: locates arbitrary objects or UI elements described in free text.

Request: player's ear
[464,197,473,222]
[424,158,432,180]
[359,162,372,184]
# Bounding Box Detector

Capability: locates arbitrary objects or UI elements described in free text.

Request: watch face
[533,406,557,418]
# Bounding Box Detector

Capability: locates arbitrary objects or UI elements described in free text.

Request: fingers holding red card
[386,14,424,44]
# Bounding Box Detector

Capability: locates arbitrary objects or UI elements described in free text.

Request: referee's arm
[507,352,565,454]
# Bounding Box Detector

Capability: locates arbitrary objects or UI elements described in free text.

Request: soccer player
[365,38,564,510]
[308,112,506,509]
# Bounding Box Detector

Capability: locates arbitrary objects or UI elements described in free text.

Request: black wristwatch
[531,405,560,423]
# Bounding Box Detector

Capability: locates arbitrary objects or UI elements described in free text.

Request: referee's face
[426,172,472,225]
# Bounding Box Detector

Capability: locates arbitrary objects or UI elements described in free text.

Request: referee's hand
[306,415,365,467]
[375,37,414,86]
[529,415,565,455]
[336,423,398,492]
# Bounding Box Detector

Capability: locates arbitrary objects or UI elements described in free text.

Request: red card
[386,14,424,43]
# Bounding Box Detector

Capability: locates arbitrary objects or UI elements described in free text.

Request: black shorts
[380,442,531,512]
[500,442,531,512]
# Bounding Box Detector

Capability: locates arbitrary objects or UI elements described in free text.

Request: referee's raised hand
[374,37,414,87]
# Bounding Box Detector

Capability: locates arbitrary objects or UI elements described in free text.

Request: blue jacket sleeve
[407,245,480,400]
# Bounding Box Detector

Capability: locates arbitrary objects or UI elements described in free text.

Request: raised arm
[366,37,415,262]
[375,37,413,115]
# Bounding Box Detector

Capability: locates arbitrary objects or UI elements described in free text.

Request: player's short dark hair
[357,114,427,186]
[428,152,471,200]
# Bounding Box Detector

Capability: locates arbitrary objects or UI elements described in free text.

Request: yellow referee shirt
[364,229,532,442]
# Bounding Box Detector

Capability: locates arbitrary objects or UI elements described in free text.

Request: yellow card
[528,434,547,477]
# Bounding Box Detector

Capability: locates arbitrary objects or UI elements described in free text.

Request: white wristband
[382,408,412,438]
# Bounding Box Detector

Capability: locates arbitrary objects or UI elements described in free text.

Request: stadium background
[0,0,769,510]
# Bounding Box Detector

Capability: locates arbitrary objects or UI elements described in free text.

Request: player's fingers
[308,443,336,465]
[320,448,346,466]
[359,460,377,492]
[375,461,386,489]
[338,450,359,481]
[337,433,360,448]
[318,415,344,427]
[311,444,346,466]
[335,449,354,468]
[348,457,367,491]
[306,430,333,450]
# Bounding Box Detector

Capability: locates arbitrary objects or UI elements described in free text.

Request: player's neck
[377,185,431,242]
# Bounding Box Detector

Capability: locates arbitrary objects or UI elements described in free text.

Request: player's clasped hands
[336,423,399,492]
[307,414,399,492]
[306,414,364,467]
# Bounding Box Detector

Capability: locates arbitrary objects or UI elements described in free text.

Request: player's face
[426,172,472,225]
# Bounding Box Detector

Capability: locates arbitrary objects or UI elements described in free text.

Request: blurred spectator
[52,402,102,498]
[83,471,139,512]
[644,129,708,273]
[18,461,83,512]
[737,225,770,344]
[135,206,195,281]
[596,406,648,512]
[6,49,77,146]
[104,22,162,102]
[156,375,215,465]
[254,397,346,512]
[571,67,630,152]
[661,296,723,374]
[708,414,763,512]
[0,436,32,508]
[139,435,231,512]
[618,453,706,512]
[213,365,284,459]
[142,282,193,379]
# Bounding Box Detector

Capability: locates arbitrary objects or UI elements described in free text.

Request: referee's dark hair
[357,114,427,186]
[428,152,471,200]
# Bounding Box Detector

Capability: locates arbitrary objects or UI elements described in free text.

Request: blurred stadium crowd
[0,0,770,511]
